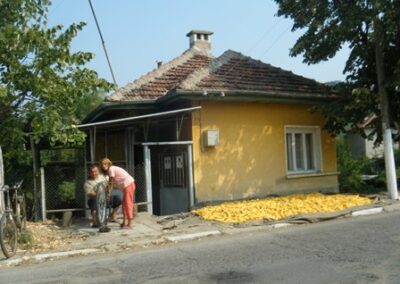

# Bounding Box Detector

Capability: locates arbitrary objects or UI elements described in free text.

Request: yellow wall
[191,101,338,203]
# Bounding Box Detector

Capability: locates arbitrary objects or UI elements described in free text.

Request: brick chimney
[186,30,213,53]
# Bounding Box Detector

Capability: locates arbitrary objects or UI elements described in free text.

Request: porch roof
[77,106,201,130]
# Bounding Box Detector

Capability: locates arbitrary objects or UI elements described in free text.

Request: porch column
[143,145,153,214]
[126,127,135,175]
[188,144,195,207]
[89,127,96,163]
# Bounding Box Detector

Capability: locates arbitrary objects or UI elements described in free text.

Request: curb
[270,222,292,229]
[2,248,100,267]
[1,203,397,267]
[351,207,384,216]
[165,230,221,242]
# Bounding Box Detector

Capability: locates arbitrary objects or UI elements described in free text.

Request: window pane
[305,133,314,170]
[295,133,304,170]
[286,133,294,171]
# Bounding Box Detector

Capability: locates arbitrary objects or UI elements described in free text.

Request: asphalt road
[2,211,400,284]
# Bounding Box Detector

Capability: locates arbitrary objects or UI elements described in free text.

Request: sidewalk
[2,196,400,267]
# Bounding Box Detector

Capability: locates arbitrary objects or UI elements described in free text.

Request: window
[285,126,322,174]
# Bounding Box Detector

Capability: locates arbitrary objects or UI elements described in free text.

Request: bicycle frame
[0,185,18,258]
[9,181,26,232]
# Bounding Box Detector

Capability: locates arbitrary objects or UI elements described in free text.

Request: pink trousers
[122,182,135,220]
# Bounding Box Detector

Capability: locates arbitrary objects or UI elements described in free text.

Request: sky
[48,0,350,88]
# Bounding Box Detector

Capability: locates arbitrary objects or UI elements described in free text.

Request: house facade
[81,30,339,215]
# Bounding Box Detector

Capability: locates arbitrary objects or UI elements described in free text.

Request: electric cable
[88,0,118,86]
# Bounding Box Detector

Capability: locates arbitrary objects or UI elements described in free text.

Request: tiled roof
[106,49,329,102]
[107,50,211,102]
[189,50,328,96]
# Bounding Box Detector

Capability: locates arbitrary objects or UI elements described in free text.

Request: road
[1,211,400,284]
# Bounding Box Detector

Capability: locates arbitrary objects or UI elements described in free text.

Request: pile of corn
[193,192,372,223]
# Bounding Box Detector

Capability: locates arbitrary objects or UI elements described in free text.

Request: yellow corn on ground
[193,192,372,223]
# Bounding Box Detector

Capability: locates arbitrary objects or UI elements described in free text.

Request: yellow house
[81,30,338,215]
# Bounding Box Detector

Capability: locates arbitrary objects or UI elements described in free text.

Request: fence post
[40,167,46,221]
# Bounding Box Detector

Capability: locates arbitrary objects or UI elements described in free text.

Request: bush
[58,181,75,202]
[337,138,400,194]
[336,138,366,192]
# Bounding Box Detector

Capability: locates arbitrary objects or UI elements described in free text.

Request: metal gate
[159,149,189,215]
[141,142,194,215]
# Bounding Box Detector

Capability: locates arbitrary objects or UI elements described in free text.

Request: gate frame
[140,141,195,215]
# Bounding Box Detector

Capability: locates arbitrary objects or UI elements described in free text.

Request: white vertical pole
[40,167,46,221]
[383,129,398,199]
[374,18,398,199]
[144,146,153,214]
[187,144,195,207]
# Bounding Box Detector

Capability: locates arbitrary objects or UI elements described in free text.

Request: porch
[79,106,201,216]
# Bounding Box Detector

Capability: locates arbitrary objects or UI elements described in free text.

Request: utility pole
[374,17,398,199]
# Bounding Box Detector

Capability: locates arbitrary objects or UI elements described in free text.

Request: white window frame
[284,125,323,175]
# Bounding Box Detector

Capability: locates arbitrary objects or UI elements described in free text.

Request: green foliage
[45,165,76,209]
[337,137,400,193]
[321,85,381,144]
[41,148,79,165]
[18,230,33,246]
[0,0,113,169]
[274,0,400,144]
[58,181,75,203]
[336,138,365,192]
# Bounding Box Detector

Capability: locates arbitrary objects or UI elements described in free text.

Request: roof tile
[106,49,329,102]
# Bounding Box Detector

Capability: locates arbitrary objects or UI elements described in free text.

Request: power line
[88,0,118,86]
[220,22,292,87]
[259,23,292,59]
[246,17,284,55]
[48,0,66,16]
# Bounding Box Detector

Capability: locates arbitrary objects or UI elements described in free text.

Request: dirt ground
[18,220,90,255]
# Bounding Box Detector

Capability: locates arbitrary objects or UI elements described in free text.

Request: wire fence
[43,164,86,212]
[134,164,148,212]
[38,148,87,219]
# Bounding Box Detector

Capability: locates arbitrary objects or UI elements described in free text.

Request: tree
[274,0,400,198]
[0,0,113,167]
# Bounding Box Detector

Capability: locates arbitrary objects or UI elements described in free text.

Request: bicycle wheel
[0,213,17,258]
[95,182,109,227]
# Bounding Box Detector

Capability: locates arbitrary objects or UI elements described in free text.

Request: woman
[100,158,135,229]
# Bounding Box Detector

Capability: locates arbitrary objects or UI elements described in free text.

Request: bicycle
[0,185,18,258]
[94,181,112,232]
[10,181,27,232]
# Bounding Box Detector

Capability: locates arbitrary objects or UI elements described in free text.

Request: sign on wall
[164,156,172,169]
[176,155,184,169]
